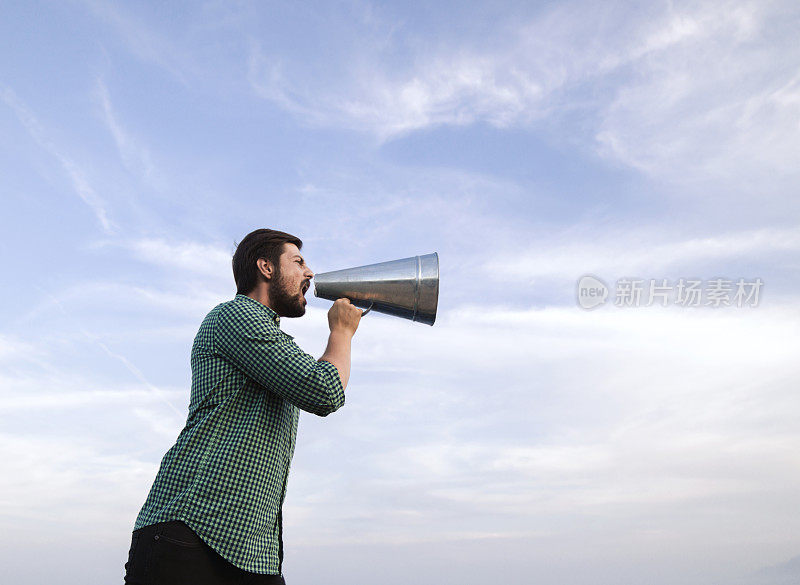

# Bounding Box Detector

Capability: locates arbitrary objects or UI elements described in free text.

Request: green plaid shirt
[134,294,345,574]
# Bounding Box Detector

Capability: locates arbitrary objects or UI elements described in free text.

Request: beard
[269,268,307,318]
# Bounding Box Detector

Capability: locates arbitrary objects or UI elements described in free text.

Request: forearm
[318,329,353,389]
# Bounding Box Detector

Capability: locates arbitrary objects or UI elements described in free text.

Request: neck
[245,283,274,311]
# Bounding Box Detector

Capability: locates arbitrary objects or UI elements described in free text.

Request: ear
[256,258,274,280]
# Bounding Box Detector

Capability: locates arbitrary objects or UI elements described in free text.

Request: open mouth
[301,282,310,295]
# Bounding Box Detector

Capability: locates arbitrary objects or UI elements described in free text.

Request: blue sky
[1,1,799,584]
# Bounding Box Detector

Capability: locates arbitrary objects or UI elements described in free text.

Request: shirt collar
[235,294,281,326]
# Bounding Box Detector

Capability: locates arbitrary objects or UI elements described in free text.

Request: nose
[306,266,314,279]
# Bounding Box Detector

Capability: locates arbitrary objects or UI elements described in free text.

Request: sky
[1,1,799,584]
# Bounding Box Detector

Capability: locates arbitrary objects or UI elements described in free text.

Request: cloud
[0,339,185,532]
[0,335,40,362]
[0,336,185,533]
[94,78,156,181]
[246,0,800,191]
[93,338,186,418]
[81,0,197,84]
[247,41,545,141]
[0,326,187,421]
[238,5,560,138]
[284,299,800,550]
[0,87,116,233]
[595,2,800,187]
[753,554,800,585]
[0,431,156,530]
[484,222,800,283]
[118,237,234,279]
[5,279,797,576]
[0,386,183,412]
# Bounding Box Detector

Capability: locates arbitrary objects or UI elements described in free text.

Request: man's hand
[327,298,362,337]
[319,298,362,389]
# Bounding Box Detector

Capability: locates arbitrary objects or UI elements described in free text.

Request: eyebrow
[290,255,305,263]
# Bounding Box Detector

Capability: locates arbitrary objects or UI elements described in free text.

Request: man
[124,228,362,584]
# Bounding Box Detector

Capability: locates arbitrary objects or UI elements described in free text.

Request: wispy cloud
[94,78,156,181]
[5,293,188,420]
[0,87,116,233]
[122,238,233,279]
[81,0,196,84]
[19,280,228,330]
[0,386,184,412]
[92,337,186,418]
[485,223,800,283]
[0,431,156,529]
[595,2,800,186]
[286,301,800,548]
[246,0,800,191]
[247,42,545,140]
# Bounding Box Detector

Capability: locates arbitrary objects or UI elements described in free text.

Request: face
[268,243,314,318]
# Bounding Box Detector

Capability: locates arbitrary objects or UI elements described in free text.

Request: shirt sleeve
[213,304,345,416]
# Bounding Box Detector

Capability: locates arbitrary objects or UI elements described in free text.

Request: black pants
[124,521,286,585]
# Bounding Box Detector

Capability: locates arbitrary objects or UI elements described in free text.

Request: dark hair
[232,228,303,294]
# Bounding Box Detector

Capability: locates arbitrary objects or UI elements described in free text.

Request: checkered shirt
[133,294,345,574]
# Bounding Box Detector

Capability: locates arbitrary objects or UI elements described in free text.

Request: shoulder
[216,295,272,320]
[215,295,280,338]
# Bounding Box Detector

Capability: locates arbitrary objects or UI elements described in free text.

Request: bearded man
[124,228,362,585]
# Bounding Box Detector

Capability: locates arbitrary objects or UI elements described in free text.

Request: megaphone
[314,253,439,325]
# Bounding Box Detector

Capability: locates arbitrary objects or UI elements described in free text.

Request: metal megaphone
[313,253,439,325]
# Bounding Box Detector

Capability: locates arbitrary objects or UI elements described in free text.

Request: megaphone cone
[314,253,439,325]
